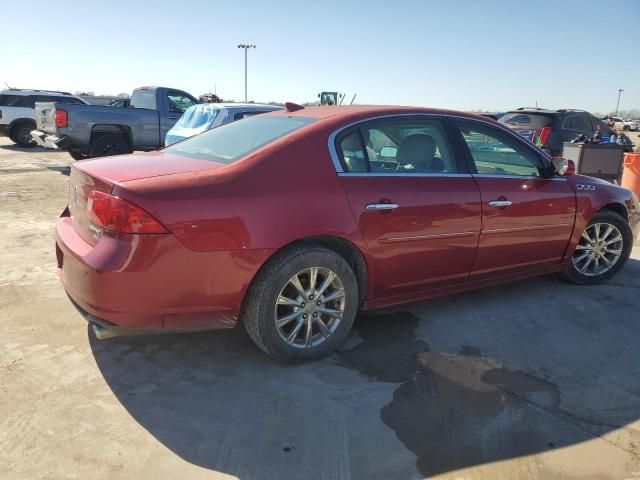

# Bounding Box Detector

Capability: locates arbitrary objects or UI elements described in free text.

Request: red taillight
[539,126,552,145]
[55,109,68,128]
[87,191,167,234]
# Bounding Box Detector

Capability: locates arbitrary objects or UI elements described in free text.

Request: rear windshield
[499,112,553,129]
[164,115,315,164]
[174,105,219,129]
[130,89,156,109]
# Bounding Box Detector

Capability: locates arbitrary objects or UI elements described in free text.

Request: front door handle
[488,200,513,208]
[366,203,399,211]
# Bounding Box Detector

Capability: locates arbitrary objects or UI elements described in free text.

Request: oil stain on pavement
[338,311,621,478]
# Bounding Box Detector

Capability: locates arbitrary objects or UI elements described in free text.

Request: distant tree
[116,92,129,98]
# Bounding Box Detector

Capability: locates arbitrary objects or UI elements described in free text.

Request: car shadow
[0,144,49,153]
[90,258,640,479]
[46,166,71,176]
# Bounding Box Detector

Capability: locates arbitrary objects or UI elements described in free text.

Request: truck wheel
[623,125,630,131]
[12,122,37,148]
[562,210,632,285]
[88,134,132,158]
[242,245,359,362]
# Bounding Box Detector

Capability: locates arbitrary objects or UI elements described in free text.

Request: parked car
[0,89,88,147]
[31,86,198,159]
[106,98,130,108]
[56,104,640,362]
[499,108,612,156]
[606,116,638,131]
[165,103,283,146]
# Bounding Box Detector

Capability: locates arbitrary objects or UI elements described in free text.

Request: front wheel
[562,210,633,285]
[242,245,359,362]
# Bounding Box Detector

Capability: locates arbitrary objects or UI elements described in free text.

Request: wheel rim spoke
[601,225,614,241]
[319,307,343,319]
[316,272,337,297]
[322,288,345,303]
[286,318,305,344]
[581,230,593,243]
[593,224,601,242]
[606,235,622,245]
[276,310,302,328]
[579,255,594,273]
[304,318,313,347]
[573,251,590,263]
[307,267,318,296]
[277,295,302,307]
[600,255,613,268]
[316,318,331,338]
[289,274,307,299]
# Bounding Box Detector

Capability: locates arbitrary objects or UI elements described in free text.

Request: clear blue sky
[2,0,638,113]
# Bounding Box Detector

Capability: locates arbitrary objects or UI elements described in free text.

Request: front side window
[338,118,456,174]
[164,115,315,164]
[167,91,196,113]
[457,122,542,177]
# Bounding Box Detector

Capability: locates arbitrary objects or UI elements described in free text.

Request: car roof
[267,104,496,125]
[0,89,76,96]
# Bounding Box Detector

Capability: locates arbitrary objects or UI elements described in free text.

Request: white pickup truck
[608,116,638,131]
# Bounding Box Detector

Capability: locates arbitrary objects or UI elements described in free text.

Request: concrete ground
[1,135,640,480]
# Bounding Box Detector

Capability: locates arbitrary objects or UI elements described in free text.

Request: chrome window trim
[471,174,567,181]
[337,172,473,178]
[327,112,552,176]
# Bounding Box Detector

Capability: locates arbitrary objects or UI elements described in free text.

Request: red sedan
[56,104,640,361]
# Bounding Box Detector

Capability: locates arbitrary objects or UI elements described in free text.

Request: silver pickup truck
[31,86,198,159]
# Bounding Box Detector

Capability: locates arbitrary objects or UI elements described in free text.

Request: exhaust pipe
[91,323,119,340]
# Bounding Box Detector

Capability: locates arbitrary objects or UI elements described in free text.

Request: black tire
[623,125,630,131]
[562,210,633,285]
[241,245,359,362]
[88,134,132,158]
[12,122,37,148]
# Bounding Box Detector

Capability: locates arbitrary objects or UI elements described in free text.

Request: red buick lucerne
[56,104,640,361]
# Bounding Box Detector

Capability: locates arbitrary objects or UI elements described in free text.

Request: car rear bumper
[31,130,71,150]
[56,212,273,336]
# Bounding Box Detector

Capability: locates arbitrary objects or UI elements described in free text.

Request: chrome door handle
[488,200,512,207]
[366,203,399,211]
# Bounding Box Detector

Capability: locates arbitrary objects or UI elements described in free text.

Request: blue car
[165,103,283,146]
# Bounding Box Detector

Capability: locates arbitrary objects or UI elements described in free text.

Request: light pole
[615,89,624,115]
[237,44,256,102]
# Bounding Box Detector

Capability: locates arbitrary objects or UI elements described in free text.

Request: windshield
[174,105,219,129]
[164,115,315,164]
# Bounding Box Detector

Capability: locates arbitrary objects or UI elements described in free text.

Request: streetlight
[615,89,624,115]
[237,44,256,102]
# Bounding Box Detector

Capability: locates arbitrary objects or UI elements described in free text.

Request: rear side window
[563,115,591,131]
[500,113,553,129]
[164,115,315,164]
[338,119,456,174]
[167,91,196,113]
[0,95,34,108]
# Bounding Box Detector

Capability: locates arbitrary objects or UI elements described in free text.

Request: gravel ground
[1,136,639,480]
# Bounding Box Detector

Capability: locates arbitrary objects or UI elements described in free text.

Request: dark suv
[499,108,612,156]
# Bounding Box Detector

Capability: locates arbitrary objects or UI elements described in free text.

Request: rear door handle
[366,203,399,211]
[488,200,512,207]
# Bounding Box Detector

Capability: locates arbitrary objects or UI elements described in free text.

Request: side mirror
[552,157,575,176]
[379,146,398,158]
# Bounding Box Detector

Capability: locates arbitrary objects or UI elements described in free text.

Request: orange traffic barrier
[621,152,640,197]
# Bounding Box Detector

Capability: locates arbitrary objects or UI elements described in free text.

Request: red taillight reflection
[87,191,167,234]
[55,109,68,128]
[539,127,552,146]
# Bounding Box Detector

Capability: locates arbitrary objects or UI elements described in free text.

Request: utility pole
[615,89,624,115]
[237,44,256,102]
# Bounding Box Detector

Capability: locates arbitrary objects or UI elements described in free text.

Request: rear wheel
[242,245,359,362]
[623,125,630,131]
[562,210,632,285]
[12,122,37,148]
[88,134,131,158]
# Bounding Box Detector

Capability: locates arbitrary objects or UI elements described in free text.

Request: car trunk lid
[69,151,226,244]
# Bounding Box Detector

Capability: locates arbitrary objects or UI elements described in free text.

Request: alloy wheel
[572,222,623,277]
[274,267,346,348]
